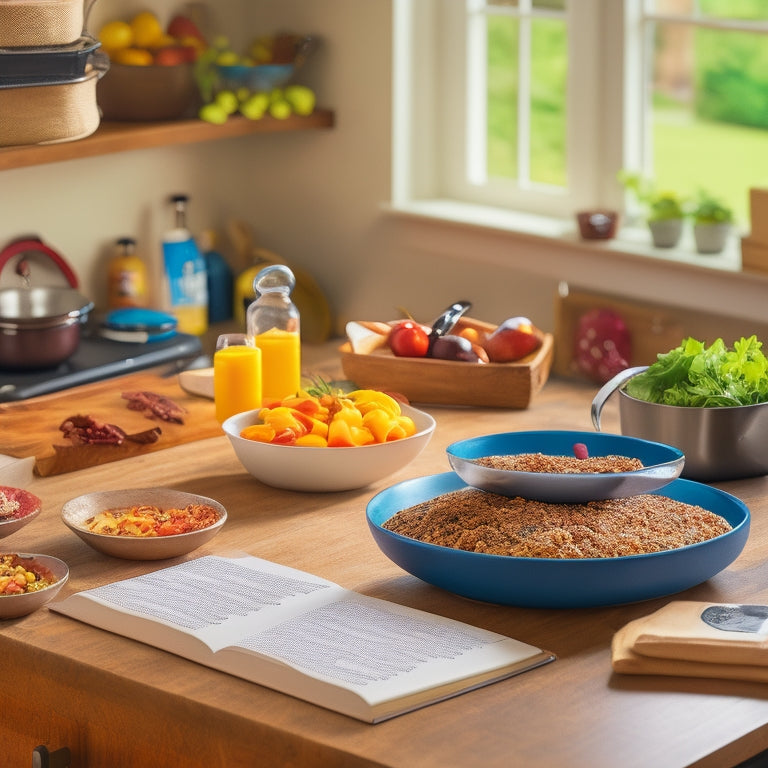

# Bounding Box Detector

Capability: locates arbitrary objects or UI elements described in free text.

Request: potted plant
[690,190,734,254]
[618,171,686,248]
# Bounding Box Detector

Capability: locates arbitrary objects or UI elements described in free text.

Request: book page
[53,555,344,651]
[226,591,546,705]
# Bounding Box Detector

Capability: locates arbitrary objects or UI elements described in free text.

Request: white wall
[2,0,765,344]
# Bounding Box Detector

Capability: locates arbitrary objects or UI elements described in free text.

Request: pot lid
[0,287,93,322]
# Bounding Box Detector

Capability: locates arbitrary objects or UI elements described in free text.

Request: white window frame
[393,0,626,220]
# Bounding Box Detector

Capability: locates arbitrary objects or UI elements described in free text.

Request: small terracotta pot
[576,210,619,240]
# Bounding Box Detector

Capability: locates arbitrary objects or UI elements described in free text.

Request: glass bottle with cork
[246,264,301,402]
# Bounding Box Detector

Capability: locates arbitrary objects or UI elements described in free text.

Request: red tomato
[388,321,430,358]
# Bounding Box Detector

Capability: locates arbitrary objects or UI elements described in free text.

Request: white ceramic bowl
[61,488,227,560]
[0,553,69,619]
[222,403,436,492]
[0,486,42,539]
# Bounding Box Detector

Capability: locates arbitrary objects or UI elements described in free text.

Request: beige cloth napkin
[0,454,34,487]
[612,601,768,681]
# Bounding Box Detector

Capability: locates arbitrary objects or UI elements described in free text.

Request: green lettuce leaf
[625,335,768,407]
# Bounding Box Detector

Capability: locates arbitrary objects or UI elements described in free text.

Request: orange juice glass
[255,328,301,402]
[214,335,262,423]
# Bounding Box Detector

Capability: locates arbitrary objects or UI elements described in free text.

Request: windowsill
[387,198,743,272]
[384,199,768,323]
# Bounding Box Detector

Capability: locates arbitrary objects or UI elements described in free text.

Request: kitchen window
[392,0,768,230]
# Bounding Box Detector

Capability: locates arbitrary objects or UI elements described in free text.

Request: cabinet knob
[32,746,71,768]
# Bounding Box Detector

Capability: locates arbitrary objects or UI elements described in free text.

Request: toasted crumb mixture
[473,453,643,474]
[383,488,732,559]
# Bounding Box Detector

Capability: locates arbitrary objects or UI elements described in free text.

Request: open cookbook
[51,553,555,723]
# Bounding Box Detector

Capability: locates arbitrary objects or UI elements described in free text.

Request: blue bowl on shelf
[366,472,750,608]
[215,63,294,92]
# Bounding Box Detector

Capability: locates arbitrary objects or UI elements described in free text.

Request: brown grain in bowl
[383,488,731,559]
[474,453,643,474]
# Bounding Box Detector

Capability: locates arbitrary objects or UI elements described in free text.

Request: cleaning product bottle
[162,194,208,335]
[246,264,301,402]
[200,229,233,324]
[107,237,147,309]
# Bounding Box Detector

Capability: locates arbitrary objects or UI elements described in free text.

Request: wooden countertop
[3,347,768,767]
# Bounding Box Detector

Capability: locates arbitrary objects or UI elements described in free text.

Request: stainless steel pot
[0,286,93,369]
[592,366,768,482]
[0,237,93,369]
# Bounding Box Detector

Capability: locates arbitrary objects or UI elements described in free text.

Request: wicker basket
[0,65,103,146]
[0,0,95,48]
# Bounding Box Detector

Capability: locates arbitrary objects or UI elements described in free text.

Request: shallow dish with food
[61,488,226,560]
[222,403,436,492]
[0,554,68,619]
[447,430,684,503]
[366,472,749,608]
[0,486,42,538]
[592,366,768,481]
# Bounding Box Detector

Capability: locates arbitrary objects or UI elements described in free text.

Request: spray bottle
[162,194,208,335]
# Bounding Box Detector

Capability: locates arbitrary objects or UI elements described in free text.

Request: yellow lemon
[112,47,154,66]
[99,20,133,52]
[130,11,164,48]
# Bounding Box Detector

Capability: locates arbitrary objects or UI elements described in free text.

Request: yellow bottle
[108,237,147,309]
[213,337,262,423]
[246,265,301,402]
[253,328,301,403]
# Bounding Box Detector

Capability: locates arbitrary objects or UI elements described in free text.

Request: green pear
[285,85,316,116]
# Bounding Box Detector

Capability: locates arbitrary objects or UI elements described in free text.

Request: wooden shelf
[0,108,335,171]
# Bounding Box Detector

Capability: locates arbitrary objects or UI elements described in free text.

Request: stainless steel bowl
[592,366,768,482]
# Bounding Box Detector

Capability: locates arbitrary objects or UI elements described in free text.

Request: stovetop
[0,331,203,402]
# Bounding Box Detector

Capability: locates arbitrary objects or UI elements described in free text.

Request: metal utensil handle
[429,301,472,341]
[0,237,79,288]
[590,366,648,431]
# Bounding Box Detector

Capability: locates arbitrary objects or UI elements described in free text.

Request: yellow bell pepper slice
[240,424,276,443]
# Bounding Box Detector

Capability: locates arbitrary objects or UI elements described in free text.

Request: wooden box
[749,188,768,244]
[339,318,553,409]
[741,235,768,275]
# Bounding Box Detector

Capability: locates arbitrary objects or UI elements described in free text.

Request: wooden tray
[339,322,553,409]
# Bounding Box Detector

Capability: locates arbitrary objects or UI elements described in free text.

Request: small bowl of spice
[0,553,69,619]
[0,486,42,539]
[446,430,684,503]
[61,488,227,560]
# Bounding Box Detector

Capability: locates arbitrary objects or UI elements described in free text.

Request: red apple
[154,45,196,65]
[482,316,544,362]
[167,14,205,43]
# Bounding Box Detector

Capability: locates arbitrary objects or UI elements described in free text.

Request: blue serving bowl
[366,472,749,608]
[447,430,685,503]
[215,63,294,92]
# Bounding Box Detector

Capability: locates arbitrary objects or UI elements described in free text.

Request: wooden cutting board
[0,370,222,476]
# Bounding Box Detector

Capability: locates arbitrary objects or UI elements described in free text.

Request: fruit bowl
[215,63,294,93]
[222,403,436,492]
[97,62,199,121]
[340,317,554,409]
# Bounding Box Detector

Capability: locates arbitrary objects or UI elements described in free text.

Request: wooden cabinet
[0,110,335,171]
